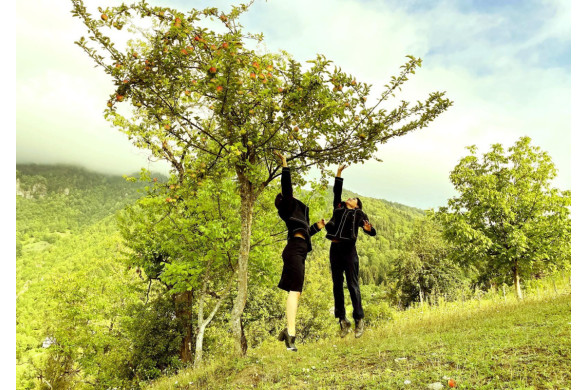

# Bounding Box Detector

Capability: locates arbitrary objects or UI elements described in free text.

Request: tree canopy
[435,137,571,299]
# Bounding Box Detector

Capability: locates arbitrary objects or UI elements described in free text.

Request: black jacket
[275,167,321,252]
[325,176,377,242]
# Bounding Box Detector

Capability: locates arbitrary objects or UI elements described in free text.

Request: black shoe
[278,328,298,352]
[355,319,365,338]
[339,318,352,338]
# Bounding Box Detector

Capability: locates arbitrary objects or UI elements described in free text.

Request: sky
[15,0,572,210]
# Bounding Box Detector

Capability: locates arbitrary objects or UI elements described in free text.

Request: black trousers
[329,241,364,320]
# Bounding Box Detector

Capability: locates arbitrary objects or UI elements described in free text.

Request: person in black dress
[325,164,376,338]
[273,151,325,352]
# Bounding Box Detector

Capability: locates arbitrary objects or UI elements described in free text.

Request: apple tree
[435,137,571,299]
[71,0,452,354]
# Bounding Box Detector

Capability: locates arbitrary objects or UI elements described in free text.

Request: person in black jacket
[274,151,325,352]
[325,164,376,338]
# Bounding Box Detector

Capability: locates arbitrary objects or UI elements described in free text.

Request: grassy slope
[150,293,570,390]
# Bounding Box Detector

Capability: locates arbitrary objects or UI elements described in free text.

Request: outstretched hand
[273,150,287,167]
[363,220,372,232]
[336,164,348,177]
[317,218,326,229]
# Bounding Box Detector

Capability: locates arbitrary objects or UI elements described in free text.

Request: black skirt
[277,237,308,292]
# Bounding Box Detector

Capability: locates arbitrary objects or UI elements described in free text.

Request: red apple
[101,13,108,21]
[209,66,217,73]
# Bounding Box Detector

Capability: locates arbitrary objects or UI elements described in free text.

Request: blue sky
[15,0,572,209]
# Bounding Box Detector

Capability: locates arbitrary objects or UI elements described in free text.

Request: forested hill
[15,164,425,287]
[16,164,148,252]
[16,164,424,255]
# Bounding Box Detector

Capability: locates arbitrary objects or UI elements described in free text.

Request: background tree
[71,0,452,353]
[435,137,571,299]
[391,217,466,307]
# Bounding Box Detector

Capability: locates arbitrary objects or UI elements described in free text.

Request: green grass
[149,291,570,390]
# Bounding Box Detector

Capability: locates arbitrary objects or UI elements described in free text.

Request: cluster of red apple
[248,61,273,85]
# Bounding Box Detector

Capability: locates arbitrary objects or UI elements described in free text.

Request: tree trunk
[173,290,194,363]
[513,263,523,300]
[194,274,235,365]
[230,179,255,355]
[194,327,205,364]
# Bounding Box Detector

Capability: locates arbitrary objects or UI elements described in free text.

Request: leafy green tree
[392,217,465,307]
[71,0,452,353]
[435,137,571,299]
[117,171,241,364]
[36,255,140,389]
[117,169,281,363]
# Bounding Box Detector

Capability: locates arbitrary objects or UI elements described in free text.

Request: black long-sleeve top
[275,167,322,252]
[325,176,377,243]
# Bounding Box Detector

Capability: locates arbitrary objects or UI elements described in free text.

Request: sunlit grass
[149,277,570,389]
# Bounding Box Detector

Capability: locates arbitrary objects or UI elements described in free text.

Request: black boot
[339,318,352,338]
[355,319,365,338]
[278,328,298,352]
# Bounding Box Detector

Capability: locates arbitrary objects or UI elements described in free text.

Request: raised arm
[274,151,293,199]
[333,164,347,208]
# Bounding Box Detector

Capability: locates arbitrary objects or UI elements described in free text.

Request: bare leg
[286,291,301,336]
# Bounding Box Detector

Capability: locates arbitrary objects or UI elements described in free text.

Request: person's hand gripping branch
[274,150,287,168]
